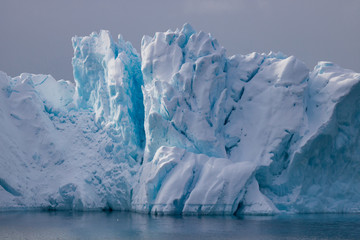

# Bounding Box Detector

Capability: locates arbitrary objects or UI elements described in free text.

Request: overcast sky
[1,0,359,80]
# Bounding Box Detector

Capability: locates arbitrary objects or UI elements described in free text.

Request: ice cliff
[1,24,360,214]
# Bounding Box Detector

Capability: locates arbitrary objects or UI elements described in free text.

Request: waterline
[0,211,359,239]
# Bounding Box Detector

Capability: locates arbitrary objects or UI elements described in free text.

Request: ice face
[134,24,311,214]
[0,70,138,210]
[72,30,145,161]
[256,62,360,213]
[141,23,228,161]
[132,146,259,215]
[1,24,360,215]
[0,31,145,211]
[134,25,360,214]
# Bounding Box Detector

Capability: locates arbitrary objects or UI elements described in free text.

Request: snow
[1,24,360,215]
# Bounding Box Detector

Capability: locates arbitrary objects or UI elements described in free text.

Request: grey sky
[1,0,359,80]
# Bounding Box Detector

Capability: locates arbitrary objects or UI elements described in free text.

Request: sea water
[0,212,359,239]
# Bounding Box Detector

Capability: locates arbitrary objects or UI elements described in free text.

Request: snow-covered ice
[1,24,360,214]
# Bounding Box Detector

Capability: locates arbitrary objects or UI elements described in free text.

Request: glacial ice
[1,24,360,215]
[0,32,143,211]
[72,30,145,162]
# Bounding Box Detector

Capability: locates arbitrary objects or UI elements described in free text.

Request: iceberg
[1,24,360,215]
[0,31,143,211]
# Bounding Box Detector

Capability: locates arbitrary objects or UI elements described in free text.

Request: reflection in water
[0,211,359,240]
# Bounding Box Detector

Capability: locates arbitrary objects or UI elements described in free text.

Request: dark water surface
[0,211,359,240]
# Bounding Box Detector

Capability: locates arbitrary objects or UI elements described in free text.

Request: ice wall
[0,31,145,211]
[72,30,145,162]
[133,24,360,214]
[1,24,360,215]
[141,24,227,161]
[256,62,360,213]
